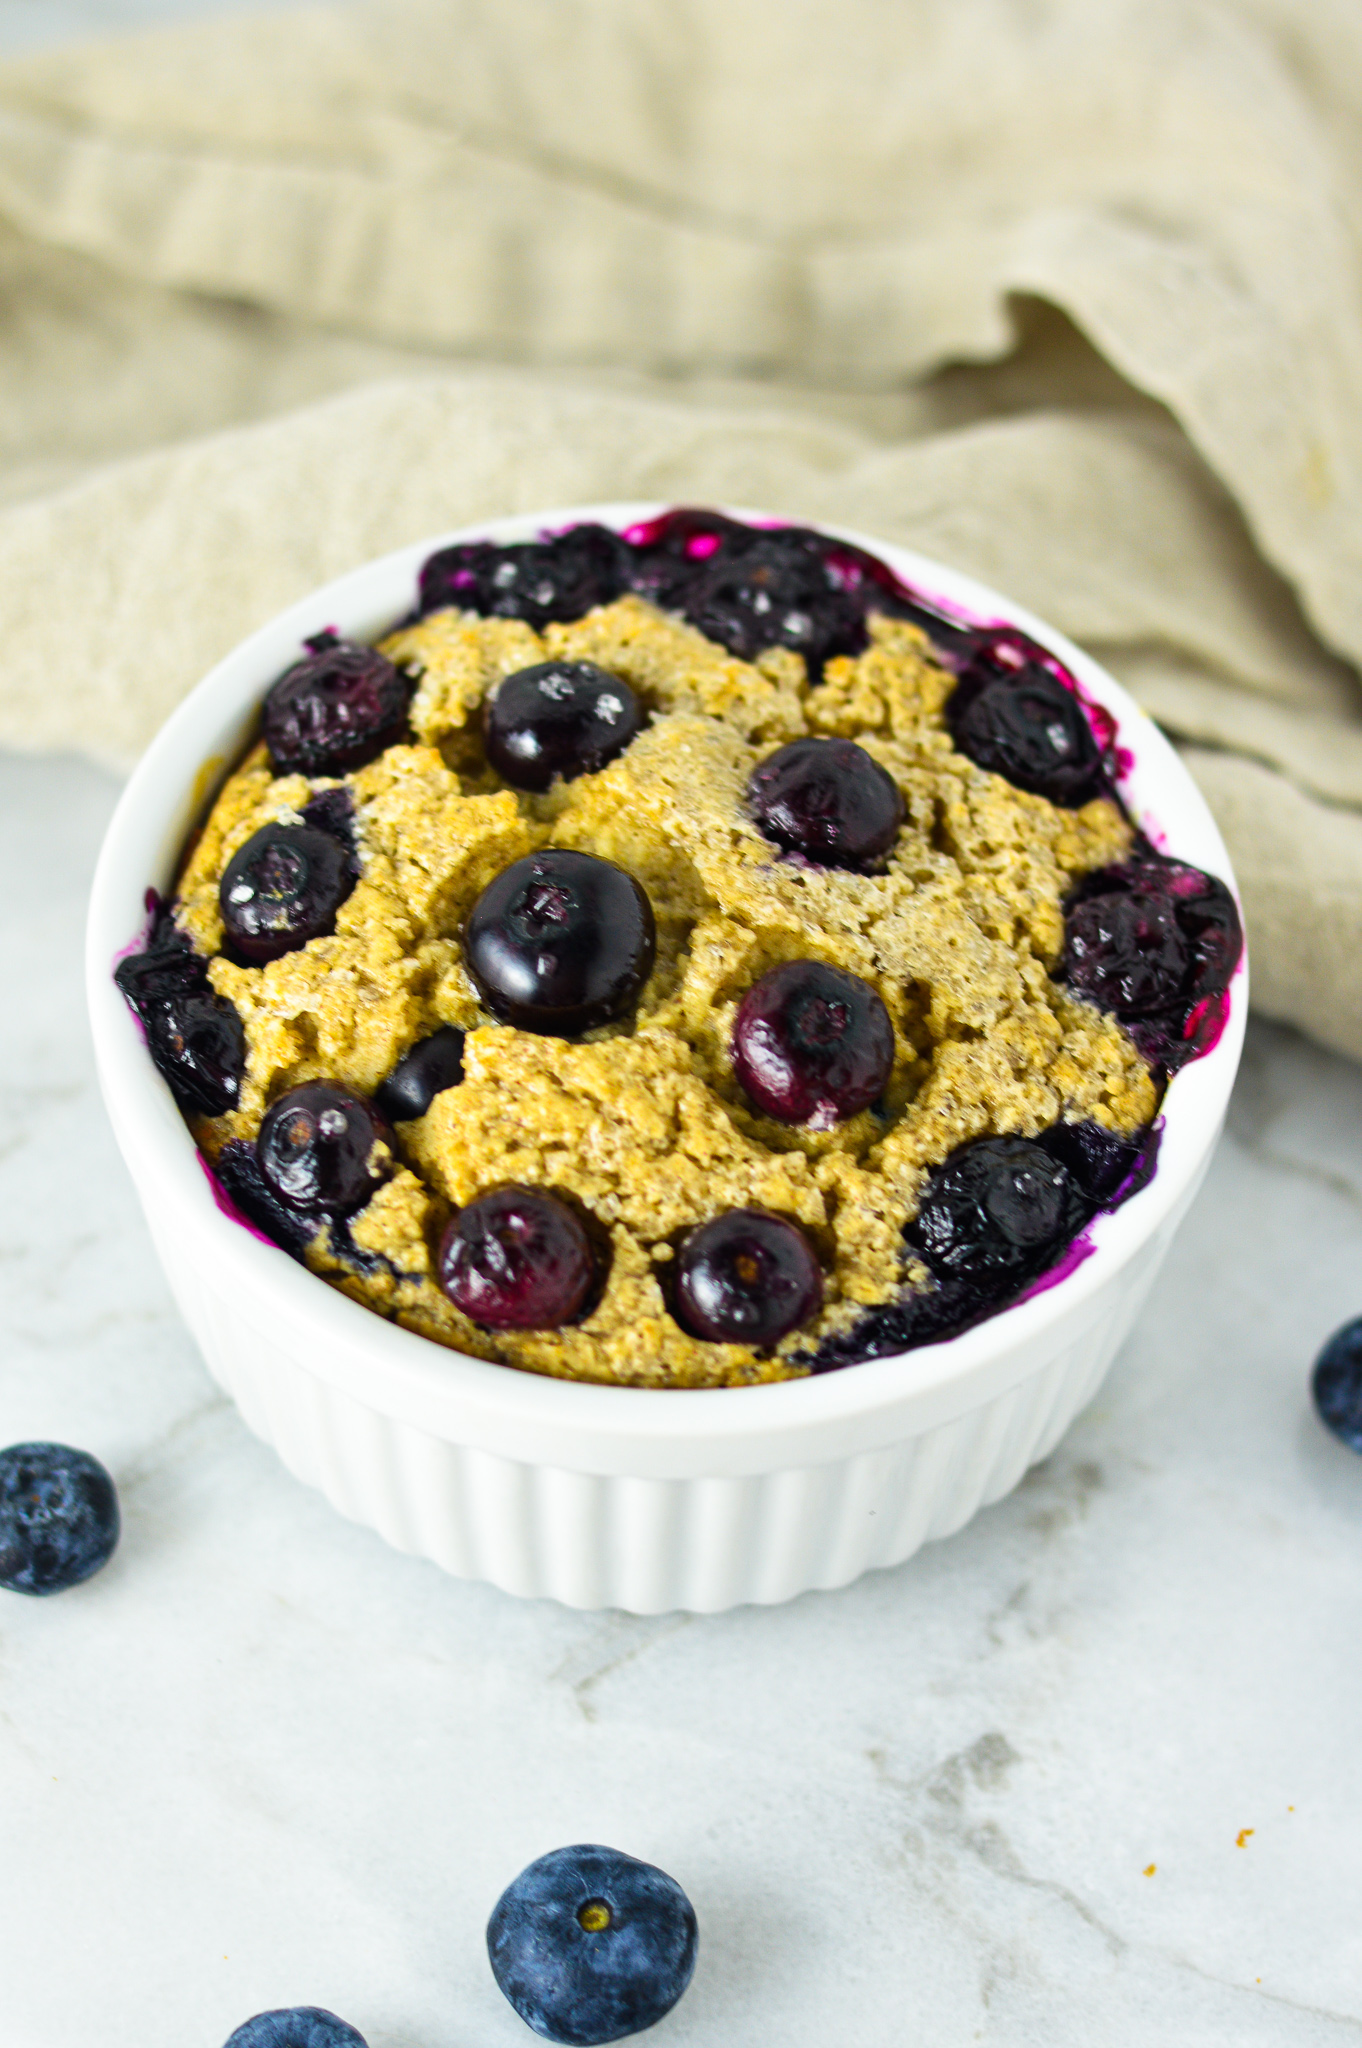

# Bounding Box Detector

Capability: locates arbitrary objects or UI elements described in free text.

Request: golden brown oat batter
[179,601,1155,1386]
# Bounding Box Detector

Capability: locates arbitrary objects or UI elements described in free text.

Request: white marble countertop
[5,736,1362,2048]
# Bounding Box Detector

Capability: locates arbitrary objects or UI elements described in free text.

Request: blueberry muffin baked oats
[116,511,1241,1387]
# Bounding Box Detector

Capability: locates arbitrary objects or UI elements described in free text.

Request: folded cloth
[0,0,1360,1054]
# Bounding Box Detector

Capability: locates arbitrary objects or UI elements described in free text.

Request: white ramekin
[86,504,1246,1613]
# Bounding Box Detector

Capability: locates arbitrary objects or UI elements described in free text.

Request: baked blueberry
[219,822,355,964]
[621,505,753,610]
[465,850,655,1036]
[419,524,630,628]
[222,2010,368,2048]
[946,630,1105,807]
[256,1083,394,1216]
[484,661,642,791]
[1061,848,1242,1071]
[1036,1117,1155,1205]
[438,1186,597,1329]
[115,898,245,1116]
[374,1026,466,1122]
[262,631,410,777]
[0,1443,119,1596]
[681,531,867,672]
[1312,1318,1362,1452]
[673,1209,823,1346]
[486,1843,698,2046]
[732,960,894,1128]
[747,737,904,869]
[214,1140,320,1259]
[907,1136,1087,1288]
[298,785,361,876]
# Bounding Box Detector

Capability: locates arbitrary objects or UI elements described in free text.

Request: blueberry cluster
[419,506,969,680]
[1060,842,1243,1072]
[807,1121,1156,1371]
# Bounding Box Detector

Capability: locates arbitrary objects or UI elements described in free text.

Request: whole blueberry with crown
[747,737,904,870]
[732,960,894,1128]
[485,661,642,791]
[219,822,355,963]
[487,1844,698,2045]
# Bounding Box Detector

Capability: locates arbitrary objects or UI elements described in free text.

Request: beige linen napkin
[1,0,1361,1054]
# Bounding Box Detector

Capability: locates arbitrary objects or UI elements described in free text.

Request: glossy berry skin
[946,631,1105,807]
[375,1026,466,1122]
[222,2009,368,2048]
[681,532,867,673]
[219,823,355,964]
[0,1444,119,1596]
[262,631,410,777]
[673,1209,823,1347]
[486,1843,698,2047]
[419,524,630,629]
[732,960,894,1128]
[1312,1319,1362,1453]
[1061,845,1242,1071]
[465,850,656,1036]
[438,1186,596,1330]
[484,661,642,791]
[115,900,245,1117]
[908,1137,1087,1286]
[747,737,904,870]
[256,1083,394,1216]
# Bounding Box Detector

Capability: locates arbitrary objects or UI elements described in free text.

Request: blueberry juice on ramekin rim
[106,506,1241,1390]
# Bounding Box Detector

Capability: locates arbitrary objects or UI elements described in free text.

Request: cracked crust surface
[179,600,1155,1387]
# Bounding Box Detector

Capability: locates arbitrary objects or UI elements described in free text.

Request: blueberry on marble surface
[747,736,904,870]
[465,849,656,1036]
[487,1843,698,2045]
[0,1444,119,1596]
[946,629,1105,807]
[673,1208,823,1347]
[731,959,894,1128]
[114,896,245,1116]
[374,1026,466,1122]
[484,660,642,791]
[263,631,410,777]
[256,1083,394,1216]
[222,2008,368,2048]
[438,1186,597,1330]
[1312,1319,1362,1452]
[219,822,355,964]
[419,524,630,628]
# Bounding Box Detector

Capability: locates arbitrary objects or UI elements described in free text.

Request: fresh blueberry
[747,737,904,870]
[1061,845,1242,1071]
[731,960,894,1128]
[256,1083,394,1216]
[419,525,630,629]
[484,661,642,791]
[222,2008,368,2048]
[438,1186,597,1330]
[115,897,246,1117]
[680,531,867,672]
[1312,1319,1362,1452]
[262,631,411,777]
[673,1209,823,1347]
[465,850,656,1036]
[946,630,1105,807]
[219,822,355,964]
[487,1843,698,2046]
[0,1444,119,1596]
[374,1026,466,1122]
